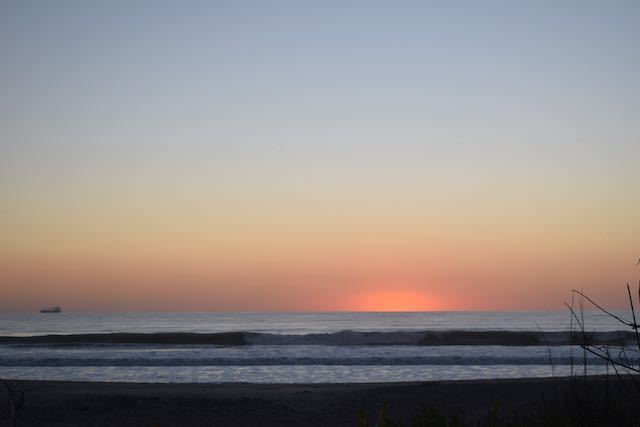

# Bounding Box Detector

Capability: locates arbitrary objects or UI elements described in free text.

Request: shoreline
[4,376,637,426]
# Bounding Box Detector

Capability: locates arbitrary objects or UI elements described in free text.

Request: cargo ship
[40,306,61,313]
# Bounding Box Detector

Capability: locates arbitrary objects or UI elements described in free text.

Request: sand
[2,376,637,426]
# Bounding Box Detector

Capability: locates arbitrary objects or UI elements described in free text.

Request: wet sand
[3,376,636,426]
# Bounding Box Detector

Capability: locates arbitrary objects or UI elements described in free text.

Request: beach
[5,376,637,427]
[3,0,639,424]
[2,313,638,425]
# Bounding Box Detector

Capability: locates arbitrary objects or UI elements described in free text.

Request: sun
[349,289,436,312]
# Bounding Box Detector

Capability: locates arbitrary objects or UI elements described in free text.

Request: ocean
[0,311,631,383]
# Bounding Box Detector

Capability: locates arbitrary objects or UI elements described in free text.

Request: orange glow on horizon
[348,289,441,312]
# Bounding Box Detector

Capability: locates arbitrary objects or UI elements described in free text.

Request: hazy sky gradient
[1,1,639,311]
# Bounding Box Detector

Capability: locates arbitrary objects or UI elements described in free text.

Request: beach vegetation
[565,282,640,395]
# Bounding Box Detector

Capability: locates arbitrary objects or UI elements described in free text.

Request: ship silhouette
[40,306,61,313]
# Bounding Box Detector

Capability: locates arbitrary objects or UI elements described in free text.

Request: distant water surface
[0,311,628,336]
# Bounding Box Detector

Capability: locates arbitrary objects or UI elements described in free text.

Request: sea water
[0,311,631,383]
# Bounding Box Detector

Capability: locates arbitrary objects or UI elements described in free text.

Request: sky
[1,1,639,312]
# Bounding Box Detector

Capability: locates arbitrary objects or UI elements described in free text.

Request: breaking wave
[0,355,614,367]
[0,330,634,346]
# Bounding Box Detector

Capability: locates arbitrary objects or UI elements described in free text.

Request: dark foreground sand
[2,376,637,426]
